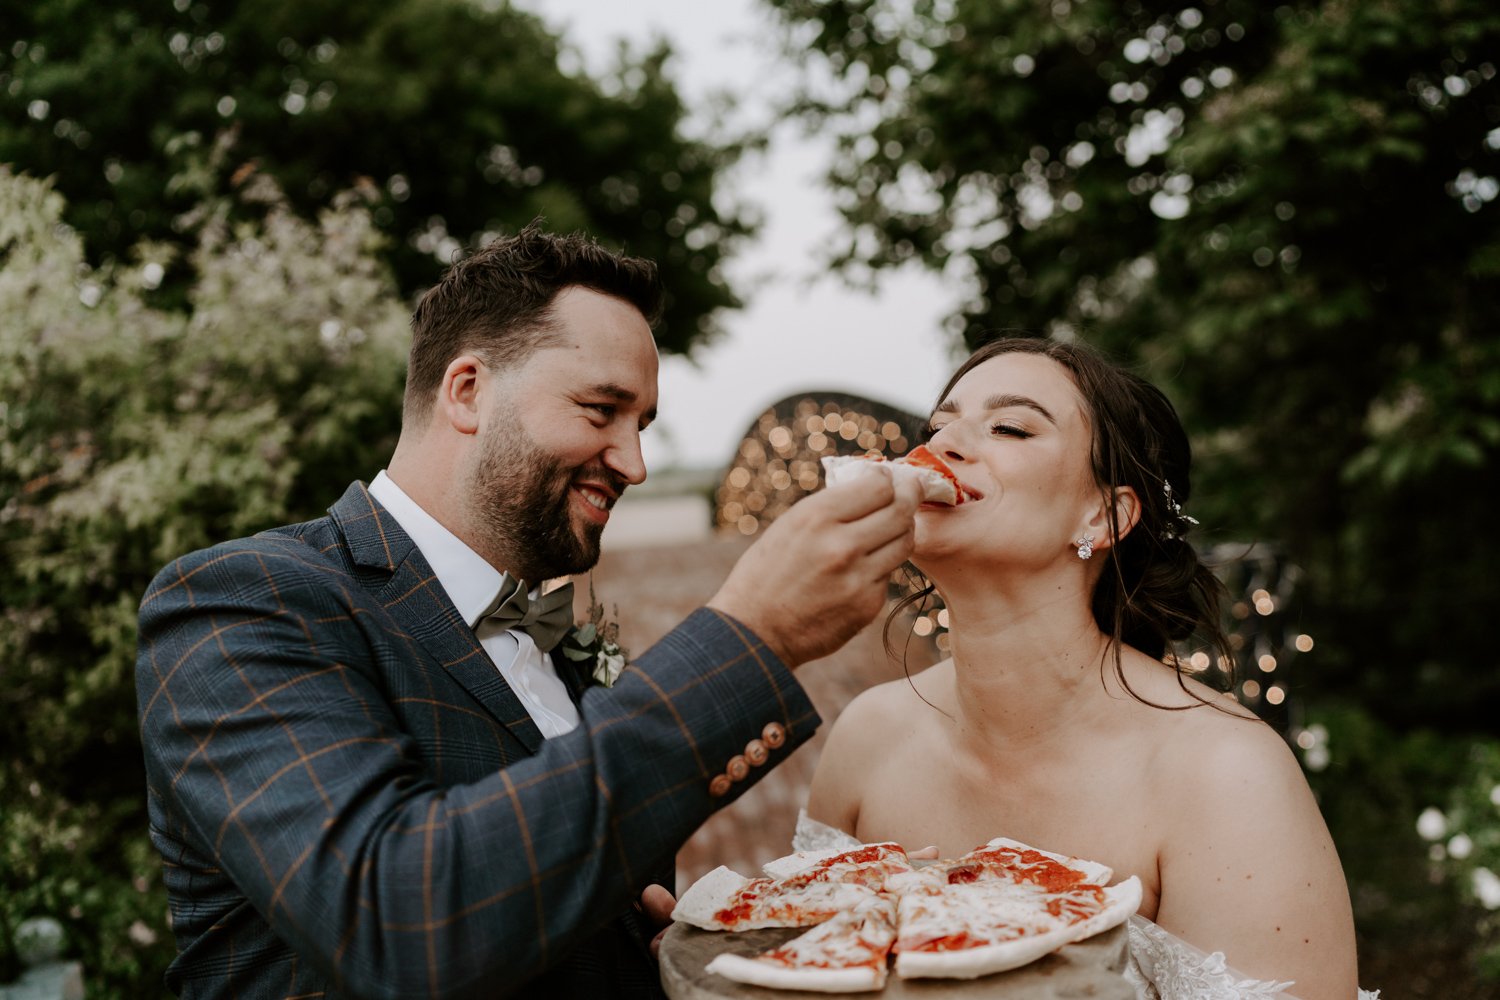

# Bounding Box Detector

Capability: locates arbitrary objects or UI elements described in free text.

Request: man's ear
[437,355,485,436]
[1084,486,1141,553]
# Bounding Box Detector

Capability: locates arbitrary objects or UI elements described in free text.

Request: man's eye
[586,404,616,418]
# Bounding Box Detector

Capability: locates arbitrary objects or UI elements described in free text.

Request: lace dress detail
[1124,915,1292,998]
[790,812,1379,1000]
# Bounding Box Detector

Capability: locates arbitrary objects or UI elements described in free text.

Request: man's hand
[637,883,676,959]
[708,469,921,668]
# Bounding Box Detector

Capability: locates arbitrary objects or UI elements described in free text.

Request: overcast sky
[518,0,965,471]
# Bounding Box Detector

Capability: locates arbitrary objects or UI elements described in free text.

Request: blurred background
[1,0,1497,995]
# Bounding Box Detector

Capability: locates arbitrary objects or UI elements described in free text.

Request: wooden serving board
[659,921,1135,999]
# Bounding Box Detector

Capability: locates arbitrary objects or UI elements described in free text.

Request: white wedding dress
[791,812,1378,1000]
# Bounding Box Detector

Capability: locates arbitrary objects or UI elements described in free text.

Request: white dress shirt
[368,471,581,738]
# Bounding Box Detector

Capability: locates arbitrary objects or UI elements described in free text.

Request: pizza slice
[892,868,1142,980]
[939,837,1113,891]
[678,833,1142,988]
[821,445,982,506]
[671,865,883,932]
[762,840,914,887]
[704,894,898,993]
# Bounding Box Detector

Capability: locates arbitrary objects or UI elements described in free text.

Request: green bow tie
[478,576,575,653]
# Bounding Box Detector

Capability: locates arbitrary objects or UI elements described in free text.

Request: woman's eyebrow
[933,394,1057,426]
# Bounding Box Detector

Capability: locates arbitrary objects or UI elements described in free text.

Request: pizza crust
[761,843,857,880]
[821,454,961,506]
[1064,876,1142,944]
[671,866,753,930]
[706,953,886,994]
[893,919,1078,980]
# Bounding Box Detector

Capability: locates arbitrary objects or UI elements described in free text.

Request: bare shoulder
[806,662,951,831]
[1145,675,1358,997]
[820,664,950,764]
[1163,690,1304,800]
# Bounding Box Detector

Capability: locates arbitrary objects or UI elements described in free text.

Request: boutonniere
[559,581,629,688]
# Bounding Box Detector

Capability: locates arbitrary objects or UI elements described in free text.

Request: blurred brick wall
[588,536,938,889]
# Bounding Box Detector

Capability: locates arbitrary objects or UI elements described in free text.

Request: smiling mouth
[574,484,617,511]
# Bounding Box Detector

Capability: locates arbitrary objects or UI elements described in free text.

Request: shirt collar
[368,471,503,628]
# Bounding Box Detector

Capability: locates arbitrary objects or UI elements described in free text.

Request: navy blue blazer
[137,482,819,999]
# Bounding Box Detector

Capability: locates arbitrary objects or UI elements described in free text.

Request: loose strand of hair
[882,566,954,720]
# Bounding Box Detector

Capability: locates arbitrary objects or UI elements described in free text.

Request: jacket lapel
[553,647,591,710]
[328,482,544,754]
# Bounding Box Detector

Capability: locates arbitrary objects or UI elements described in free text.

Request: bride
[800,338,1375,999]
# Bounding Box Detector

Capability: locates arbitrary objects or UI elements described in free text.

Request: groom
[136,225,920,999]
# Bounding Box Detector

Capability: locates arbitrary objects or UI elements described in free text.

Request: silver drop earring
[1075,535,1095,560]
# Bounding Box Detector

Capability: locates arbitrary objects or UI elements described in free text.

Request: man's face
[465,286,659,583]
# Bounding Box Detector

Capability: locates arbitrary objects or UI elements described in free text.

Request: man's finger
[639,883,677,924]
[862,521,917,575]
[650,926,669,960]
[824,486,920,559]
[808,471,899,524]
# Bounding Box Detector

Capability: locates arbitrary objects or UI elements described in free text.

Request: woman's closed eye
[991,422,1032,439]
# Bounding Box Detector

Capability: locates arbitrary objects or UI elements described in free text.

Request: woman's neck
[932,567,1120,757]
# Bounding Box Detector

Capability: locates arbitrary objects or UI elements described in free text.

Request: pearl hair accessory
[1075,534,1095,560]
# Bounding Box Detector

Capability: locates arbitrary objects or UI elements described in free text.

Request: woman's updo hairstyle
[920,336,1234,703]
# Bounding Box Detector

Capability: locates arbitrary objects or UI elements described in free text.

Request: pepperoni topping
[897,445,981,504]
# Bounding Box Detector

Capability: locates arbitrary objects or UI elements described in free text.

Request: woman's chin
[911,532,960,569]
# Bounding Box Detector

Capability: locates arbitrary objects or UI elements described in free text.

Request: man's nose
[605,430,648,486]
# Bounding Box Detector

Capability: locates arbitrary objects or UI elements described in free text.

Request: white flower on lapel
[558,580,630,689]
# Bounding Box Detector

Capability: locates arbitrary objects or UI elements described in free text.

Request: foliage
[1422,739,1500,981]
[761,0,1500,731]
[0,167,409,993]
[1295,703,1490,994]
[0,0,753,354]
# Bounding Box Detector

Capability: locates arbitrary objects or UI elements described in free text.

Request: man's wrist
[704,598,796,668]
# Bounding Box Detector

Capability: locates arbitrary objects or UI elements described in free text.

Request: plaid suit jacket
[137,482,819,999]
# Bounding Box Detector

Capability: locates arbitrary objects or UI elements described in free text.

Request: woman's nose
[926,421,968,463]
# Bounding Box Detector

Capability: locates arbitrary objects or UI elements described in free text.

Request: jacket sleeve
[137,537,819,999]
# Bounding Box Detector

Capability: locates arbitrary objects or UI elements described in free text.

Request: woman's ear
[1086,486,1141,552]
[437,355,485,436]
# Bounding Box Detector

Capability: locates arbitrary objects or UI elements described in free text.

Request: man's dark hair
[403,222,663,423]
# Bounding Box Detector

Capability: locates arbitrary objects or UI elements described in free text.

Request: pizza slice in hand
[821,445,982,506]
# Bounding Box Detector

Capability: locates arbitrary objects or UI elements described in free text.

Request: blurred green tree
[761,0,1500,731]
[0,166,410,991]
[0,0,751,353]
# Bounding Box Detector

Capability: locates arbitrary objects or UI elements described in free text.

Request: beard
[465,416,625,584]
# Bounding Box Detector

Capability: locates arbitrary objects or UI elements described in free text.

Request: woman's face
[914,352,1100,570]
